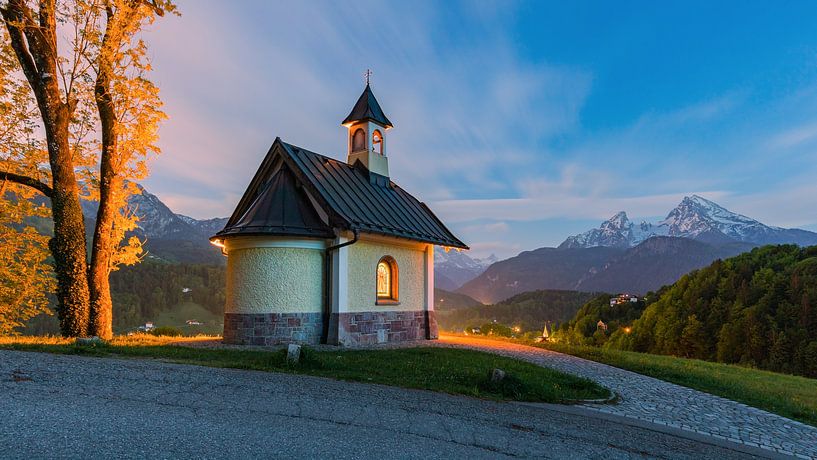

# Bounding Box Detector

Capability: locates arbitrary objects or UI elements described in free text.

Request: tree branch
[0,171,53,197]
[0,1,41,85]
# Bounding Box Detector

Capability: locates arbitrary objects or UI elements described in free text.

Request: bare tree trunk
[1,0,90,336]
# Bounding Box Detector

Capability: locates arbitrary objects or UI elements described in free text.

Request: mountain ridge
[560,195,817,249]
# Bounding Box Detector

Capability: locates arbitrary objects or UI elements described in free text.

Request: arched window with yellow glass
[376,256,398,304]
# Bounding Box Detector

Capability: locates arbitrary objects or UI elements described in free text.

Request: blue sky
[141,1,817,258]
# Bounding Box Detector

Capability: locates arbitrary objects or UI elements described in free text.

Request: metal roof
[214,139,468,249]
[341,84,394,128]
[215,163,334,239]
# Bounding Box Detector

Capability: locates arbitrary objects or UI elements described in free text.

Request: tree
[87,0,173,339]
[1,0,95,336]
[679,314,706,359]
[0,0,174,337]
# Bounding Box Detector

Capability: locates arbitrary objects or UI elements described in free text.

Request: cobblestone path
[438,336,817,459]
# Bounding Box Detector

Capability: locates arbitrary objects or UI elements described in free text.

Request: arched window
[352,128,366,151]
[372,129,383,154]
[376,256,398,303]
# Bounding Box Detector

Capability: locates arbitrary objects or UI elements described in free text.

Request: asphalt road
[1,350,764,459]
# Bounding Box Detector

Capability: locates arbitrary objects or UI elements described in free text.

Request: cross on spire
[364,69,372,86]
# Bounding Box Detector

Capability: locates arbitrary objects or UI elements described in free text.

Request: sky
[139,0,817,259]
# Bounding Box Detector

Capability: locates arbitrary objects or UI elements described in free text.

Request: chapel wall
[346,239,425,312]
[222,240,324,345]
[329,238,437,346]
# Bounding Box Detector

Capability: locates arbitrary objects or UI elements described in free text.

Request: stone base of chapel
[223,312,323,345]
[223,310,438,347]
[327,310,438,347]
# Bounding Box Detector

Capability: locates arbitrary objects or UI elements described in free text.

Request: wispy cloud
[768,121,817,149]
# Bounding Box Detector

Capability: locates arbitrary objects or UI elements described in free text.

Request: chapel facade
[211,83,468,346]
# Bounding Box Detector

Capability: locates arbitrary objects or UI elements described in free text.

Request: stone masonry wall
[223,312,322,346]
[330,311,437,347]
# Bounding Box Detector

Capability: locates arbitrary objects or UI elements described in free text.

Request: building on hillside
[210,82,468,346]
[610,293,639,306]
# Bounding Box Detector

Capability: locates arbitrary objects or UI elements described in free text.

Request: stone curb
[559,390,620,405]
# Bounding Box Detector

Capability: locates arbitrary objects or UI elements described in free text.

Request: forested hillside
[554,293,655,346]
[608,245,817,378]
[24,263,226,335]
[437,289,596,332]
[109,263,226,331]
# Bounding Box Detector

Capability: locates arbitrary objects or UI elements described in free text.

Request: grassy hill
[434,289,483,311]
[153,302,222,335]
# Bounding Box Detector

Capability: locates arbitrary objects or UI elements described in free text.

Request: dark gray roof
[215,163,334,239]
[341,84,393,128]
[214,139,468,249]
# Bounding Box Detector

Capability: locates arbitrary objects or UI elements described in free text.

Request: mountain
[457,246,624,303]
[177,215,229,237]
[434,288,483,311]
[560,195,817,249]
[574,237,754,294]
[559,211,636,249]
[80,184,227,264]
[434,250,498,290]
[458,237,757,303]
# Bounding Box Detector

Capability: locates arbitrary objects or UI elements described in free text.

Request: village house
[610,293,639,306]
[210,83,468,346]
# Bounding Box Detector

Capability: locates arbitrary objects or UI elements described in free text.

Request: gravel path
[1,350,762,459]
[436,336,817,459]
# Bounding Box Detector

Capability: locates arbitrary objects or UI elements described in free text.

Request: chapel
[211,82,468,346]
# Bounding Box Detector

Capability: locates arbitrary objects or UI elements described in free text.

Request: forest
[557,245,817,378]
[553,293,654,346]
[24,263,226,335]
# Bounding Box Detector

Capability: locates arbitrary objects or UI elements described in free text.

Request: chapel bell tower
[342,76,393,178]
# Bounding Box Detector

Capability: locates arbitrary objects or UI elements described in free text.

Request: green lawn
[0,336,609,404]
[537,342,817,427]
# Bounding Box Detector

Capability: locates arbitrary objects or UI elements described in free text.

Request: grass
[152,302,222,335]
[0,335,609,404]
[535,341,817,427]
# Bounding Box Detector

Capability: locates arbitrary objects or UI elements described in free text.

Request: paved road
[436,336,817,459]
[1,350,763,459]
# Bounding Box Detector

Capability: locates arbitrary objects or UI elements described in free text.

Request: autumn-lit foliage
[0,0,175,337]
[0,183,55,335]
[0,28,54,334]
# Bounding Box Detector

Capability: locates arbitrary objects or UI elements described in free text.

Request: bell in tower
[342,74,393,178]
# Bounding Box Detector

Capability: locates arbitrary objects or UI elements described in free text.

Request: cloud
[140,0,592,217]
[134,1,817,256]
[767,121,817,149]
[431,190,728,224]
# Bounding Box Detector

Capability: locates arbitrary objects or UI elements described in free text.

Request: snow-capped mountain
[559,211,638,249]
[81,184,228,239]
[177,214,229,237]
[560,195,817,249]
[434,250,499,290]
